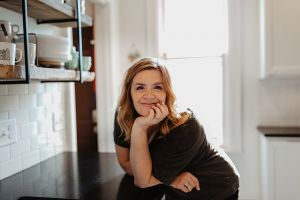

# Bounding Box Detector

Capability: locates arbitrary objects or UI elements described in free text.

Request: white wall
[94,0,300,199]
[0,8,76,180]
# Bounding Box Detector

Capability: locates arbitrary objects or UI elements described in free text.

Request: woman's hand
[134,102,169,131]
[170,172,200,193]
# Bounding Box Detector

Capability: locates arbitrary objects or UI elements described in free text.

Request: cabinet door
[259,0,300,79]
[261,136,300,200]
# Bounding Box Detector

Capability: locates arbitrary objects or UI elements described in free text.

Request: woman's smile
[141,102,158,108]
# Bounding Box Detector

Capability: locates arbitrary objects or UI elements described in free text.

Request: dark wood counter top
[0,152,124,200]
[257,126,300,137]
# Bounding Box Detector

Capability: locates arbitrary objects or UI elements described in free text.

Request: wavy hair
[117,57,189,142]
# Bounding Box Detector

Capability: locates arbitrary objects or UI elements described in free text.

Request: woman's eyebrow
[133,83,145,86]
[133,82,162,86]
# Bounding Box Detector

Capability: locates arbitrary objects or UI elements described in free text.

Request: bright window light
[161,0,228,146]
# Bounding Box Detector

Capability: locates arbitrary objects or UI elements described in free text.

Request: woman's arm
[130,104,169,188]
[130,123,161,188]
[115,145,133,175]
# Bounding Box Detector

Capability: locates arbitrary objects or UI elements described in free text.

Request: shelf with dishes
[0,33,94,82]
[0,0,91,84]
[0,0,92,27]
[0,33,94,83]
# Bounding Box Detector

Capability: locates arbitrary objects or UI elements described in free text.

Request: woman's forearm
[121,160,133,175]
[130,126,160,188]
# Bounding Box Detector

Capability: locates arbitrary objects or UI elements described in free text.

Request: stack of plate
[35,34,71,67]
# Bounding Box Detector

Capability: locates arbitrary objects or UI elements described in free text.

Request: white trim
[221,0,243,153]
[145,0,160,56]
[94,1,120,152]
[65,82,78,152]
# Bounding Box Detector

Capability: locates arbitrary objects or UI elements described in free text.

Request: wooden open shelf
[0,65,95,82]
[0,0,92,27]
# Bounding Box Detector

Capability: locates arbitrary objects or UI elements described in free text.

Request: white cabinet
[259,0,300,79]
[261,136,300,200]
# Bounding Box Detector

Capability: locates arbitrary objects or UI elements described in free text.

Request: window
[159,0,228,146]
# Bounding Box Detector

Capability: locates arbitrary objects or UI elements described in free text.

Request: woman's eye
[136,86,144,90]
[154,86,163,90]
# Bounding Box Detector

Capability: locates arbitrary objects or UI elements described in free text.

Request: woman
[114,57,239,200]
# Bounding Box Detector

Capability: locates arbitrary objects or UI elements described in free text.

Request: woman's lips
[141,103,157,108]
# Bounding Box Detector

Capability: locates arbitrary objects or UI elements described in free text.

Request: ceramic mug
[0,42,22,66]
[82,56,92,71]
[16,42,36,66]
[0,20,19,42]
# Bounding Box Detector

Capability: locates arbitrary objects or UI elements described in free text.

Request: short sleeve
[150,118,206,185]
[113,111,130,148]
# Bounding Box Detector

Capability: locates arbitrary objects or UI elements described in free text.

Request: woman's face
[130,69,167,116]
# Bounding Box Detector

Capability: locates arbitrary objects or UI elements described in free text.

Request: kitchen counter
[257,126,300,136]
[0,152,125,200]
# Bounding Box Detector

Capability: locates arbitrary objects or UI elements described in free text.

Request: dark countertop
[257,126,300,137]
[0,152,125,200]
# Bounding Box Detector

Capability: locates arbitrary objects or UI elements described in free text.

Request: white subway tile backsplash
[22,150,40,169]
[0,157,22,180]
[45,83,59,93]
[19,94,37,109]
[30,134,47,150]
[39,145,54,162]
[52,92,65,105]
[0,112,8,120]
[57,83,66,92]
[0,96,18,112]
[1,83,68,181]
[54,145,64,155]
[10,139,30,158]
[38,119,52,134]
[0,146,10,163]
[20,122,38,139]
[9,109,29,125]
[37,92,52,106]
[45,106,55,119]
[29,107,45,121]
[0,85,8,95]
[8,85,28,95]
[28,83,45,94]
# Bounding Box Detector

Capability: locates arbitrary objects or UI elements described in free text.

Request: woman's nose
[143,90,155,99]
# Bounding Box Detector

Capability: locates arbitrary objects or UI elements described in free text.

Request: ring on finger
[184,183,191,191]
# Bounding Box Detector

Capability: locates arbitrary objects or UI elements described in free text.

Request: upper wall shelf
[0,65,95,82]
[0,0,92,27]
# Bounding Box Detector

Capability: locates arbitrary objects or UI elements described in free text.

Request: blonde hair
[117,57,189,141]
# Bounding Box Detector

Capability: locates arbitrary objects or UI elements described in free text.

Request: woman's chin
[137,108,150,117]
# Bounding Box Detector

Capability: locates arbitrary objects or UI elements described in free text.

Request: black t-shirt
[113,113,239,200]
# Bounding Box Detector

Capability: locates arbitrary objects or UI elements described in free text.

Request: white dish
[38,51,71,60]
[39,55,71,63]
[35,34,71,61]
